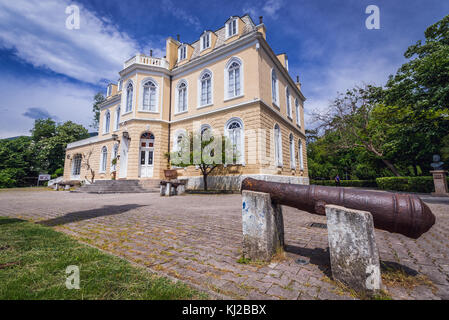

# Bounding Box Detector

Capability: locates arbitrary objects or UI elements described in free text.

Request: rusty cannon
[241,178,436,239]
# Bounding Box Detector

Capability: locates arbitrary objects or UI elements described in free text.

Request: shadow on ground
[284,244,332,276]
[0,218,24,225]
[37,204,147,226]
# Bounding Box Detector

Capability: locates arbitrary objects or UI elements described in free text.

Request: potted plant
[163,152,178,180]
[111,157,117,180]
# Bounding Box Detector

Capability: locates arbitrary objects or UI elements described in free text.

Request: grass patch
[380,261,436,292]
[321,275,392,300]
[236,256,266,267]
[0,217,207,300]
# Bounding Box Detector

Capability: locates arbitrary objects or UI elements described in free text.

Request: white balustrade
[123,54,169,69]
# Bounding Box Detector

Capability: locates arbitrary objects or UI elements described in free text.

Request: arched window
[115,106,120,130]
[177,81,187,113]
[299,139,304,170]
[226,118,244,164]
[100,146,108,173]
[295,99,300,126]
[200,71,212,106]
[227,59,241,98]
[289,133,296,169]
[111,144,119,172]
[71,154,82,178]
[272,69,278,104]
[126,82,133,112]
[201,124,211,138]
[104,111,110,133]
[274,124,283,167]
[141,132,155,140]
[286,87,291,118]
[142,80,157,111]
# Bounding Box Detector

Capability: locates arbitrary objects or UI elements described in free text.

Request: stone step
[74,179,160,194]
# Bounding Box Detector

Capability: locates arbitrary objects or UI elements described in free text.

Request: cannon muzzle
[241,178,435,239]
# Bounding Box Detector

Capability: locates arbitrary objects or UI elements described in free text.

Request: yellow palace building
[63,15,309,190]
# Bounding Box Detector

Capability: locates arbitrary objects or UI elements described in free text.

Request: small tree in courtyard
[168,130,238,191]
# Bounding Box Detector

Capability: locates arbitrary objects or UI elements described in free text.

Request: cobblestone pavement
[0,189,448,300]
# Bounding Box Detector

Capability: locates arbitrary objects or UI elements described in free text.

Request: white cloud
[262,0,283,18]
[0,75,96,138]
[0,0,163,84]
[161,0,201,31]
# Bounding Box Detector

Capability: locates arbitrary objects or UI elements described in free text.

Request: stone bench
[160,180,186,196]
[54,180,81,191]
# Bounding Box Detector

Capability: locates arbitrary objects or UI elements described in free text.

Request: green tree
[91,92,106,130]
[313,85,402,176]
[32,119,89,174]
[168,130,236,191]
[0,136,36,187]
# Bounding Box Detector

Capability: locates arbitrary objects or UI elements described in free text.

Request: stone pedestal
[325,204,382,293]
[176,184,185,195]
[430,170,449,196]
[241,191,284,261]
[165,182,172,197]
[160,185,165,196]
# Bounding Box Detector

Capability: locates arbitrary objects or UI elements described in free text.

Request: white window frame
[71,154,82,180]
[124,81,134,113]
[118,79,122,91]
[140,78,159,113]
[178,45,187,61]
[225,18,238,39]
[106,85,111,97]
[224,117,245,165]
[110,144,119,172]
[200,32,211,51]
[224,57,244,101]
[299,139,304,170]
[271,69,279,107]
[175,80,188,114]
[198,69,213,108]
[114,105,120,131]
[274,124,283,167]
[289,133,296,169]
[103,110,110,134]
[295,99,300,127]
[100,146,108,173]
[286,87,292,119]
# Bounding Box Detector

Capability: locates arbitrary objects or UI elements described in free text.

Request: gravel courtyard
[0,189,448,300]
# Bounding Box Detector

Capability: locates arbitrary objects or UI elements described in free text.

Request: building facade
[63,15,309,190]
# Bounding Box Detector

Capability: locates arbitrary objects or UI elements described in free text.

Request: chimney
[259,16,263,24]
[150,49,153,57]
[177,34,180,42]
[296,75,302,90]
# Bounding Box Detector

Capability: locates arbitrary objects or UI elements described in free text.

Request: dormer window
[226,18,238,38]
[106,84,111,97]
[201,32,211,50]
[178,45,187,61]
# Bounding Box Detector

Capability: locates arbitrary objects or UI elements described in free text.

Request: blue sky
[0,0,448,138]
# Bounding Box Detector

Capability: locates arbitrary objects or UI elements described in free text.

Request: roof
[174,15,256,68]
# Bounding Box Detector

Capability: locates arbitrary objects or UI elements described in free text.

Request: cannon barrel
[241,178,435,239]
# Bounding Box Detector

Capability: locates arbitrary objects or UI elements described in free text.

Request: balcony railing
[123,54,169,69]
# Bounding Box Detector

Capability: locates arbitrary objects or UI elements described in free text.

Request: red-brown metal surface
[241,178,436,239]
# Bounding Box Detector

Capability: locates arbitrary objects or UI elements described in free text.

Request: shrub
[376,176,449,193]
[376,177,410,192]
[310,179,377,188]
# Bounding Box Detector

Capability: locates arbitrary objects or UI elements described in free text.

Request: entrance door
[139,132,154,178]
[119,137,129,178]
